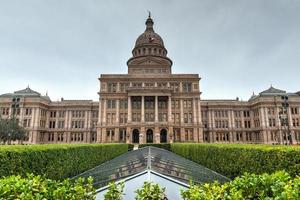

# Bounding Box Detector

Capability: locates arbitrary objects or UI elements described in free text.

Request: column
[54,132,58,143]
[287,107,293,127]
[126,127,131,143]
[259,107,265,127]
[67,132,71,143]
[209,131,213,143]
[232,132,236,143]
[65,110,69,129]
[98,99,102,126]
[287,107,294,144]
[116,99,120,124]
[127,96,131,122]
[101,128,107,143]
[168,96,172,123]
[140,127,145,144]
[155,96,158,122]
[211,110,215,129]
[242,131,246,143]
[197,99,202,126]
[241,110,246,128]
[96,128,102,143]
[115,128,119,142]
[68,110,72,130]
[192,98,197,125]
[180,99,184,124]
[228,110,232,129]
[141,96,145,123]
[180,127,185,142]
[198,128,203,143]
[169,126,174,143]
[103,99,107,125]
[155,126,160,143]
[208,109,212,128]
[86,131,91,143]
[34,108,41,128]
[193,128,198,141]
[230,110,235,128]
[264,107,269,127]
[179,82,183,92]
[31,107,36,128]
[84,111,88,130]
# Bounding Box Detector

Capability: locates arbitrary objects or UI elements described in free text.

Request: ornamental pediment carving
[129,57,169,66]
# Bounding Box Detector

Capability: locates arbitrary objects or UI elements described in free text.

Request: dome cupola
[127,13,172,75]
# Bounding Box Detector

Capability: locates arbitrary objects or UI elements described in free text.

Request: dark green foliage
[181,171,300,200]
[0,144,129,180]
[0,174,95,200]
[128,144,134,151]
[171,143,300,178]
[0,117,27,144]
[139,143,171,151]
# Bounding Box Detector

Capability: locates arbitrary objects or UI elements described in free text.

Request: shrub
[0,144,129,180]
[171,143,300,178]
[128,144,134,151]
[139,143,171,151]
[0,174,95,200]
[104,181,124,200]
[135,182,167,200]
[181,171,300,200]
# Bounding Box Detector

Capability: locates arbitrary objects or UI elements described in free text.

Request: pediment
[129,57,169,66]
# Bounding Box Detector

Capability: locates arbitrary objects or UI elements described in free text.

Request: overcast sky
[0,0,299,101]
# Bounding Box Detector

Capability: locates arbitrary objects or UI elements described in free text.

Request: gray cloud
[0,0,299,101]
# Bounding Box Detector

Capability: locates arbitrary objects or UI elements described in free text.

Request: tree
[0,116,27,144]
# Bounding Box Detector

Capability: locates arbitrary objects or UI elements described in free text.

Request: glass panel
[74,147,230,189]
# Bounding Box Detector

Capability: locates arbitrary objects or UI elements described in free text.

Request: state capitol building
[1,15,300,145]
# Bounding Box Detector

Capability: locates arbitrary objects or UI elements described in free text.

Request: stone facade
[1,16,300,145]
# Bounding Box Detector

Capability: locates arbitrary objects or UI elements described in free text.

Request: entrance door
[132,129,139,143]
[160,129,167,143]
[146,129,153,143]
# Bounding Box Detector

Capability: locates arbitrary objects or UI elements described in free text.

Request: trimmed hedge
[0,174,95,200]
[139,143,171,151]
[0,144,129,180]
[171,143,300,179]
[128,144,134,151]
[181,171,300,200]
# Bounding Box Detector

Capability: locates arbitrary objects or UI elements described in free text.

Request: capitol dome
[129,14,169,59]
[127,14,173,75]
[134,17,165,48]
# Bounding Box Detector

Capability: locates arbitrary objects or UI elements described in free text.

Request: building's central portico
[97,15,202,144]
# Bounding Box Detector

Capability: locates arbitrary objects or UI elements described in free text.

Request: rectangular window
[107,100,116,109]
[184,113,188,123]
[183,82,192,92]
[108,83,117,92]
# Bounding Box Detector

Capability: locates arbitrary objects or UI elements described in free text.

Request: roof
[135,16,164,48]
[259,86,286,95]
[0,86,50,101]
[249,86,298,101]
[73,147,230,189]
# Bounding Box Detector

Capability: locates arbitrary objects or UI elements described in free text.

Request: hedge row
[138,143,171,151]
[171,143,300,179]
[0,144,129,180]
[128,144,134,151]
[181,171,300,200]
[0,174,95,200]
